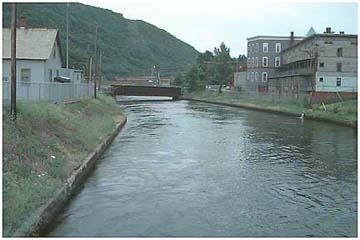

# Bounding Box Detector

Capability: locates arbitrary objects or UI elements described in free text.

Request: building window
[262,57,268,67]
[49,69,53,82]
[319,62,324,68]
[247,72,250,81]
[255,57,258,66]
[337,48,343,57]
[255,72,258,81]
[21,68,31,82]
[251,72,254,81]
[319,77,324,82]
[56,69,59,77]
[263,43,268,53]
[256,43,259,52]
[275,57,281,67]
[336,77,341,86]
[262,72,267,82]
[337,63,342,72]
[275,43,281,53]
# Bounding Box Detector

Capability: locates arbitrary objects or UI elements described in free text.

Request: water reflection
[48,100,357,237]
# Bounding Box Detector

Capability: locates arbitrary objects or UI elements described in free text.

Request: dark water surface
[48,99,357,237]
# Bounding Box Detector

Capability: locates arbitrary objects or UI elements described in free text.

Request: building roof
[282,33,358,53]
[306,27,316,37]
[247,35,304,42]
[2,28,63,62]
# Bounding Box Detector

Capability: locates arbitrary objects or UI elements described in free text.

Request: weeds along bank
[183,91,357,127]
[3,94,123,236]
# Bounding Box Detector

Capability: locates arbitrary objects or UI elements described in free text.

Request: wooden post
[10,3,17,120]
[98,50,102,90]
[93,25,98,99]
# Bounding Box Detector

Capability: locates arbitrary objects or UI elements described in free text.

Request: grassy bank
[183,91,357,127]
[3,94,123,236]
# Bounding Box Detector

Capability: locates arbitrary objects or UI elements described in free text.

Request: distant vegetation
[2,3,198,78]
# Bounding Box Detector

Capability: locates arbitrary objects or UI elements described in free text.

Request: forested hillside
[2,3,199,78]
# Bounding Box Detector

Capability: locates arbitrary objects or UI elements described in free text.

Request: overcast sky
[81,0,357,57]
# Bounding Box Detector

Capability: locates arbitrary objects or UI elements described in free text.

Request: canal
[48,99,357,237]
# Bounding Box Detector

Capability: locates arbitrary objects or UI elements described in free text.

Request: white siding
[3,59,46,82]
[316,72,357,92]
[44,41,63,82]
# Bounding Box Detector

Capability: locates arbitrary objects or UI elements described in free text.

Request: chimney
[324,27,334,34]
[290,31,294,45]
[20,16,27,29]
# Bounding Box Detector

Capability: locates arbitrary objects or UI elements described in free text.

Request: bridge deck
[110,84,181,98]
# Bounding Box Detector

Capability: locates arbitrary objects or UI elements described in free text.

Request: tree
[183,65,205,92]
[213,42,236,93]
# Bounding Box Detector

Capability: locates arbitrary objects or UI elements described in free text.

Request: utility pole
[66,2,69,69]
[98,50,103,90]
[93,25,98,98]
[88,57,92,82]
[86,43,90,82]
[10,3,17,120]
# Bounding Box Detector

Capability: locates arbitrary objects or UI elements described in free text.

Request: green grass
[3,94,123,236]
[184,91,357,126]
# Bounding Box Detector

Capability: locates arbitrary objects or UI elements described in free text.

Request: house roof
[247,35,304,42]
[282,33,358,53]
[2,28,63,63]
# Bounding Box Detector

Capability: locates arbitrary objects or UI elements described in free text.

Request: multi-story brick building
[246,32,304,93]
[268,28,358,103]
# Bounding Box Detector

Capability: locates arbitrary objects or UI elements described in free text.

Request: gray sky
[82,0,358,57]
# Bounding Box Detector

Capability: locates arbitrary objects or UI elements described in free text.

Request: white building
[2,20,82,83]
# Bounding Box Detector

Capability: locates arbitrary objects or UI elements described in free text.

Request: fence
[2,82,94,102]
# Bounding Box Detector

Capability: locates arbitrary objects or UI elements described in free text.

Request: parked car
[54,76,71,83]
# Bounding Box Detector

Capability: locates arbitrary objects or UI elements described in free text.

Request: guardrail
[2,82,94,102]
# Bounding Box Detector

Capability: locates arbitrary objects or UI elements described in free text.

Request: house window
[337,63,342,72]
[319,77,324,82]
[263,43,268,53]
[337,48,343,57]
[275,57,281,67]
[336,77,341,86]
[319,62,324,68]
[262,72,267,82]
[262,57,268,67]
[256,43,259,52]
[255,57,258,66]
[255,72,258,81]
[21,69,31,82]
[275,43,281,53]
[49,69,53,82]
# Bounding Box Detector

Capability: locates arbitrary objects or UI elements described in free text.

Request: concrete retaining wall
[13,117,127,237]
[181,97,356,128]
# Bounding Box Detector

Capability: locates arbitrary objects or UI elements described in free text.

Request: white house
[2,18,90,101]
[2,19,82,83]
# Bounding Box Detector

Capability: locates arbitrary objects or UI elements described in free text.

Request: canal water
[48,99,357,237]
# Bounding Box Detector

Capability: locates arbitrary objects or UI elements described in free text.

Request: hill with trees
[2,3,199,79]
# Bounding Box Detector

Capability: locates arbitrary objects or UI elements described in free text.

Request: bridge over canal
[110,84,182,100]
